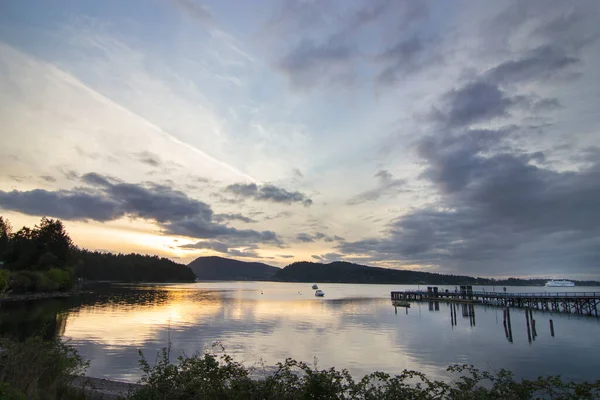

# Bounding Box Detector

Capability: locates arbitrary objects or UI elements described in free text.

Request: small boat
[315,289,325,297]
[545,280,575,287]
[312,284,319,289]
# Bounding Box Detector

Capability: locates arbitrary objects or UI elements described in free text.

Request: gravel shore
[71,376,142,400]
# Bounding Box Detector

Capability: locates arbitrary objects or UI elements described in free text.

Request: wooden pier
[391,287,600,317]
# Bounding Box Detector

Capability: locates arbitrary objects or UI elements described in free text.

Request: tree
[32,217,74,269]
[0,216,11,259]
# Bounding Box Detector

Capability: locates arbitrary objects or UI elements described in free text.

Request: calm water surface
[1,282,599,383]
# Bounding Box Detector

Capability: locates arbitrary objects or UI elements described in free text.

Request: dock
[391,286,600,316]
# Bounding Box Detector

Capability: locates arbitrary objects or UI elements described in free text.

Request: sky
[0,0,599,279]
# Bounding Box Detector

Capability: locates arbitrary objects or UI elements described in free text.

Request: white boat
[315,289,325,297]
[545,279,575,287]
[312,284,319,289]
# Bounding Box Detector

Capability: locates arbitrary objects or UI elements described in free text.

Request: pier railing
[391,290,600,316]
[401,290,599,298]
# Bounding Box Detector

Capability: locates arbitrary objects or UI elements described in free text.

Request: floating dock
[391,286,600,316]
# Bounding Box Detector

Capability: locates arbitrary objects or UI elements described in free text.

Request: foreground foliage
[0,336,88,400]
[129,345,600,400]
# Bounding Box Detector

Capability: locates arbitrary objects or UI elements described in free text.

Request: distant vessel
[545,280,575,287]
[312,284,319,289]
[315,289,325,297]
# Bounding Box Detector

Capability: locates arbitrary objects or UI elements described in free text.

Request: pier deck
[391,289,600,316]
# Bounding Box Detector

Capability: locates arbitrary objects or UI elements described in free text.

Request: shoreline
[71,376,142,400]
[0,291,90,303]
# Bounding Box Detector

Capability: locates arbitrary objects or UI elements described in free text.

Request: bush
[128,346,600,400]
[0,336,88,400]
[46,268,74,291]
[8,270,37,293]
[0,269,9,291]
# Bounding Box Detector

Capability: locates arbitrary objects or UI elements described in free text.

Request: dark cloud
[213,213,257,224]
[484,45,579,85]
[0,188,121,221]
[296,232,344,243]
[339,128,600,276]
[277,39,355,89]
[296,233,314,243]
[180,240,261,258]
[432,81,516,129]
[375,36,441,86]
[347,170,406,205]
[0,173,280,245]
[225,183,312,206]
[278,254,295,259]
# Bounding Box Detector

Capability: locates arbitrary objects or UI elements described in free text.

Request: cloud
[278,254,295,259]
[311,253,344,263]
[136,151,163,167]
[347,170,406,205]
[375,36,440,86]
[264,211,294,220]
[484,45,579,85]
[213,213,257,224]
[40,175,57,183]
[225,183,312,206]
[432,81,517,129]
[296,232,344,243]
[168,0,215,25]
[339,128,600,276]
[179,239,261,258]
[0,173,279,244]
[277,39,355,89]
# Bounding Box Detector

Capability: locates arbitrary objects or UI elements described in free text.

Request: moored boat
[312,284,319,289]
[315,289,325,297]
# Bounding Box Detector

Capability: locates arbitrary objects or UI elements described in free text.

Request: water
[1,282,599,383]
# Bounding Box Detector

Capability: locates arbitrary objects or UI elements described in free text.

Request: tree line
[0,216,195,294]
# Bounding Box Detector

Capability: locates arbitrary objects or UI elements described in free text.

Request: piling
[550,319,555,337]
[506,307,513,343]
[453,303,457,325]
[532,319,537,338]
[526,309,532,342]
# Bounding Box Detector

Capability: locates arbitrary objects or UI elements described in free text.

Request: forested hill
[272,261,488,285]
[74,250,196,282]
[272,261,600,286]
[188,256,279,281]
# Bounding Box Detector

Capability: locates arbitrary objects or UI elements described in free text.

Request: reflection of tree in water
[0,286,215,341]
[0,299,71,340]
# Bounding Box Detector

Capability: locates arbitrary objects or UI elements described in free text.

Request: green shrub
[8,270,37,293]
[46,268,74,291]
[0,336,88,400]
[128,346,600,400]
[0,269,10,291]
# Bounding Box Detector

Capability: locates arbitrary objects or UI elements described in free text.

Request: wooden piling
[550,319,555,337]
[506,307,513,342]
[525,309,532,342]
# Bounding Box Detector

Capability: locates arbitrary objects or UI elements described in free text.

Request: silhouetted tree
[0,216,11,259]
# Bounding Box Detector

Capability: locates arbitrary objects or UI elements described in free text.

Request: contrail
[20,45,258,183]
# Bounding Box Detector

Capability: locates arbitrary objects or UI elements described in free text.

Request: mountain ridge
[188,256,280,281]
[188,257,600,286]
